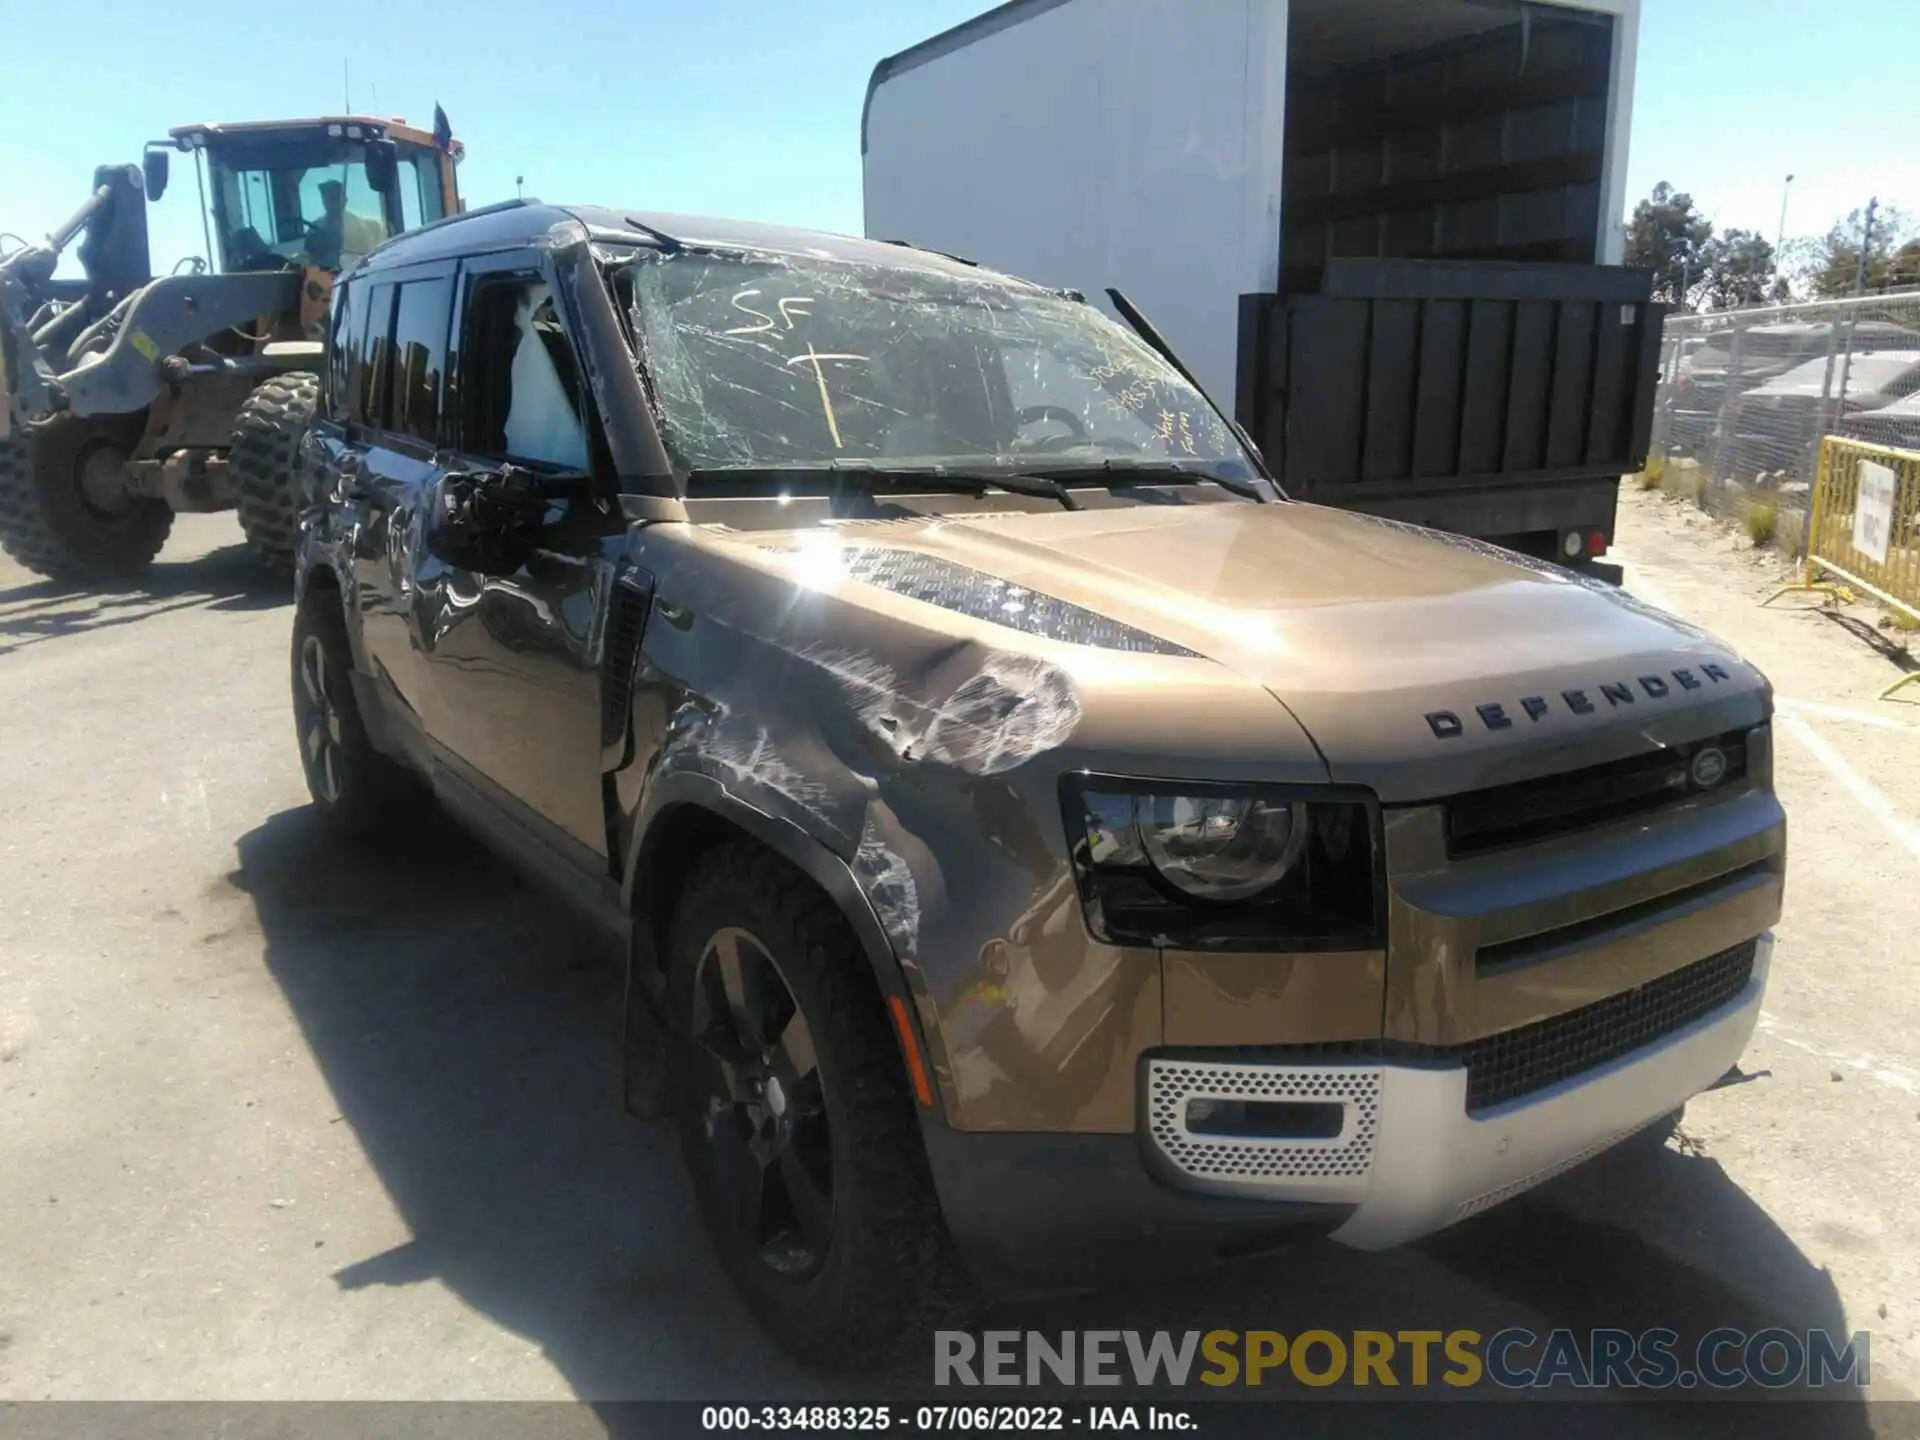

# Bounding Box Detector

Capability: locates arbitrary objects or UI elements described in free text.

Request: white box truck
[863,0,1658,571]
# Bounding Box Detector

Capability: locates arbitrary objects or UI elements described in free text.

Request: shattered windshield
[624,252,1255,482]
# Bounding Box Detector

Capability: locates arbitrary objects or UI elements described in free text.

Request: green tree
[1807,205,1920,296]
[1624,182,1714,310]
[1697,228,1777,310]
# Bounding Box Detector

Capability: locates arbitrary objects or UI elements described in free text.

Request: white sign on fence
[1854,460,1897,567]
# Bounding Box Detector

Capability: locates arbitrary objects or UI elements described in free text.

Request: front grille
[1446,730,1750,857]
[1154,938,1760,1117]
[1455,939,1756,1111]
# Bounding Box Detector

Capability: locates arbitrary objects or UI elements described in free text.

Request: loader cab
[166,117,463,277]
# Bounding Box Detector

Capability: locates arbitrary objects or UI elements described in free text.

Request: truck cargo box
[863,0,1654,564]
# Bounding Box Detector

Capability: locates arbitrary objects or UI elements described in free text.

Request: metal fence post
[1707,316,1747,496]
[1810,318,1844,486]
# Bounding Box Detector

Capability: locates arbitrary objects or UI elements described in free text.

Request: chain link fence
[1647,293,1920,551]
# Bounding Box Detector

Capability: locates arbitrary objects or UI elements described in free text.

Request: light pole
[1769,174,1794,305]
[515,175,524,200]
[1856,196,1879,294]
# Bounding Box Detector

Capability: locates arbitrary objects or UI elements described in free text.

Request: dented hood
[751,500,1768,798]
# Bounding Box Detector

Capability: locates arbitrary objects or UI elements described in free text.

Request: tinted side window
[388,277,453,444]
[326,280,363,420]
[459,277,590,470]
[357,282,396,427]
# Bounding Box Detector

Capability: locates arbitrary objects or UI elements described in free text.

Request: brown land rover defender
[291,202,1783,1367]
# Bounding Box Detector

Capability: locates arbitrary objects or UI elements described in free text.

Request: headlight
[1065,776,1381,951]
[1132,794,1308,901]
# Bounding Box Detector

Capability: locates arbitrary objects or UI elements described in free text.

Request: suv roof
[356,199,1019,286]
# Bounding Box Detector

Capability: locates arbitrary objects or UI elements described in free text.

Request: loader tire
[0,414,171,583]
[232,372,319,577]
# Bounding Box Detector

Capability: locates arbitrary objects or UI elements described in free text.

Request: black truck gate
[1235,258,1667,561]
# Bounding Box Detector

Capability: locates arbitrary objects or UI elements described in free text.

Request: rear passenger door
[337,263,456,741]
[410,253,626,860]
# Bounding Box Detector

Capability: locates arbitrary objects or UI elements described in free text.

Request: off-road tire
[232,372,319,576]
[668,842,962,1369]
[0,415,171,582]
[291,584,416,836]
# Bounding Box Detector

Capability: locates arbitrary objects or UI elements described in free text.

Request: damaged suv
[291,202,1785,1366]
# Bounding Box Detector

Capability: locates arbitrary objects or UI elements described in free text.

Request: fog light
[1184,1097,1346,1138]
[1562,530,1585,558]
[1589,530,1609,556]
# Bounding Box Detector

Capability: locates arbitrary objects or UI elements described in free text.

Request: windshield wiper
[1020,457,1274,504]
[687,461,1081,511]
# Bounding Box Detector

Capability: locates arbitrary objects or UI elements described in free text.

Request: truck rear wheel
[232,373,319,576]
[667,842,960,1369]
[0,415,172,582]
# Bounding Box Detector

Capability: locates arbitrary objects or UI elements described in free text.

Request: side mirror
[142,148,170,203]
[364,139,398,195]
[426,465,586,575]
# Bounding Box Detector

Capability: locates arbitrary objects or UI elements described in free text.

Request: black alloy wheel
[685,924,835,1279]
[667,843,962,1368]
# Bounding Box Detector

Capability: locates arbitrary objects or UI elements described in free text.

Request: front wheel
[668,843,959,1369]
[232,373,319,576]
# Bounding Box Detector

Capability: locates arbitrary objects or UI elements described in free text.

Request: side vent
[600,571,654,759]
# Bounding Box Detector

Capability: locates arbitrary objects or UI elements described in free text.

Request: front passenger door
[410,256,626,860]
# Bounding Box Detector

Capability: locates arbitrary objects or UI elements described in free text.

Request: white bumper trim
[1143,934,1771,1249]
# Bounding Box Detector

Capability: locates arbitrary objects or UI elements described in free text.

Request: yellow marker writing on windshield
[785,343,866,449]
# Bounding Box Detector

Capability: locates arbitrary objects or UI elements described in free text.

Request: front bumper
[1146,933,1771,1250]
[918,1124,1352,1289]
[921,934,1770,1286]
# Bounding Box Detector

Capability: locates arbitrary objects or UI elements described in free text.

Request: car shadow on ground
[0,543,285,655]
[228,805,1879,1435]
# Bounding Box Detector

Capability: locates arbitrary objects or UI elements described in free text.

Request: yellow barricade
[1764,436,1920,700]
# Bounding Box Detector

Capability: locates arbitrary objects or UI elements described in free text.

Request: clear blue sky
[1,0,1913,276]
[1627,0,1918,244]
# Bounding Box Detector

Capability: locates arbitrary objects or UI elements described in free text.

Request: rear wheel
[668,843,960,1369]
[232,373,318,576]
[0,414,172,582]
[291,584,415,835]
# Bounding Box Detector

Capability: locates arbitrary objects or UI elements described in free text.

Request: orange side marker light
[888,994,934,1107]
